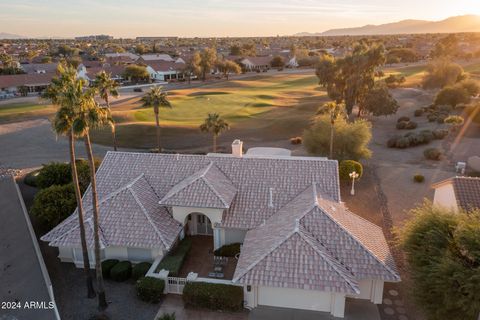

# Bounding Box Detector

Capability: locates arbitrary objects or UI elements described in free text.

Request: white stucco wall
[221,228,247,246]
[347,279,384,304]
[256,286,346,317]
[433,184,458,211]
[172,206,223,227]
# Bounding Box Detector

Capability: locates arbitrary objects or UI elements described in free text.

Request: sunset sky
[1,0,480,37]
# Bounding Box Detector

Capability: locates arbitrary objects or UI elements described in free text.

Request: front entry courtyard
[178,235,237,279]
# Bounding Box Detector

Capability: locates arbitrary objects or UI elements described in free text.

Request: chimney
[232,139,243,157]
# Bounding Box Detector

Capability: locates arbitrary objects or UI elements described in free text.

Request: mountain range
[295,15,480,36]
[0,32,27,39]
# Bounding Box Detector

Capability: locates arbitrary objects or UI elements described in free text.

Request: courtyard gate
[166,276,187,294]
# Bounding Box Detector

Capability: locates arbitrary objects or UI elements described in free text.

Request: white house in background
[432,176,480,212]
[42,140,400,318]
[138,53,176,62]
[146,60,186,82]
[240,56,272,71]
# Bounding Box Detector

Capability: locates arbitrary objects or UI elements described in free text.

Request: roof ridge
[297,227,359,294]
[128,186,171,250]
[316,204,400,280]
[200,165,230,208]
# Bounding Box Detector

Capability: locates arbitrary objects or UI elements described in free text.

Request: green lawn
[0,102,55,123]
[131,74,322,128]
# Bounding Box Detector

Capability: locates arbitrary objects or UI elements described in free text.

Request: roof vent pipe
[268,187,274,208]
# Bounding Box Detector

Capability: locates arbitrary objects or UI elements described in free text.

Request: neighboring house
[146,60,186,82]
[77,63,126,83]
[432,176,480,212]
[138,53,175,62]
[240,56,272,71]
[0,72,54,94]
[42,140,399,318]
[104,52,139,61]
[0,175,60,320]
[20,62,58,74]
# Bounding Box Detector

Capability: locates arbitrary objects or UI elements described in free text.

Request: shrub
[414,109,423,117]
[436,115,447,124]
[157,238,192,276]
[338,160,363,180]
[110,261,132,282]
[183,282,243,312]
[396,121,407,129]
[427,114,437,122]
[395,137,410,148]
[387,137,398,148]
[214,243,241,257]
[157,313,175,320]
[30,183,76,228]
[424,148,442,161]
[397,116,410,123]
[413,174,425,183]
[432,129,449,139]
[303,116,372,161]
[24,169,40,187]
[132,262,153,280]
[290,137,302,145]
[102,259,119,278]
[136,277,165,303]
[405,121,418,130]
[36,162,71,189]
[420,130,434,143]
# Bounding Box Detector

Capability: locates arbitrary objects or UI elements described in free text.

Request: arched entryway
[184,212,213,236]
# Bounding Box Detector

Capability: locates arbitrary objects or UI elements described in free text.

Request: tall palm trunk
[105,96,117,152]
[329,119,334,159]
[213,134,217,152]
[84,131,108,310]
[68,131,95,298]
[154,109,161,152]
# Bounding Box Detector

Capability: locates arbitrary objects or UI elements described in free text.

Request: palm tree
[42,64,96,299]
[317,102,344,159]
[141,86,171,152]
[92,71,119,151]
[199,113,230,152]
[72,89,112,310]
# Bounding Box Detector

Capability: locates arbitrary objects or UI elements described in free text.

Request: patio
[178,235,237,280]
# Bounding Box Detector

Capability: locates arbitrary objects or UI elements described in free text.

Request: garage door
[257,286,332,312]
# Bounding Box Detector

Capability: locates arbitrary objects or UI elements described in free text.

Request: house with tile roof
[432,176,480,212]
[42,140,399,318]
[145,60,186,82]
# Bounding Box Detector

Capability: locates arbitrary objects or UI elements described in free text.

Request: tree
[316,102,345,159]
[229,45,241,56]
[216,60,241,80]
[31,183,77,228]
[434,86,471,107]
[123,64,149,83]
[385,74,406,88]
[423,59,465,89]
[93,71,119,151]
[199,113,230,152]
[444,115,465,133]
[71,88,113,310]
[197,48,217,81]
[270,55,285,68]
[141,86,172,152]
[397,202,480,320]
[315,44,386,115]
[386,48,417,63]
[181,57,200,84]
[360,83,399,116]
[431,34,460,59]
[43,64,96,299]
[303,115,372,161]
[458,79,480,97]
[135,44,147,54]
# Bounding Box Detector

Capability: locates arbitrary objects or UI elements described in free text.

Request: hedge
[24,169,40,187]
[182,282,243,312]
[110,261,132,282]
[132,262,153,280]
[30,183,77,228]
[157,238,192,276]
[338,160,363,180]
[136,277,165,303]
[102,259,119,278]
[214,243,241,257]
[36,162,71,189]
[413,174,425,183]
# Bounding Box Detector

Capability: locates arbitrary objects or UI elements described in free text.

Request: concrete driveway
[249,299,380,320]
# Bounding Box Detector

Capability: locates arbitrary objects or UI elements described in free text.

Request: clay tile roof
[159,162,237,209]
[233,184,399,291]
[41,174,182,250]
[452,177,480,211]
